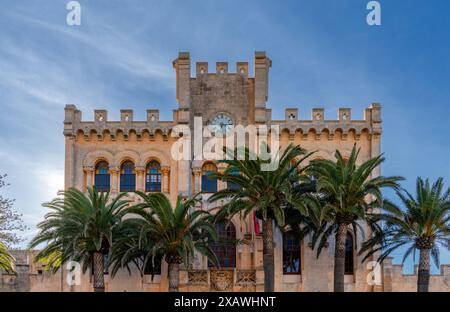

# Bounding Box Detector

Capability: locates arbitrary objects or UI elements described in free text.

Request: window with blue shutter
[95,161,110,192]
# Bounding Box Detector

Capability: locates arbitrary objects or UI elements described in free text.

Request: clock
[211,114,234,135]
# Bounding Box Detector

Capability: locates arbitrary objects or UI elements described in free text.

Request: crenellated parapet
[64,105,178,141]
[64,103,382,141]
[269,103,381,140]
[64,51,382,144]
[382,257,450,292]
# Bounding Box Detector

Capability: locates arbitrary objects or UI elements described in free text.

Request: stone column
[371,133,381,177]
[83,166,94,190]
[177,160,191,197]
[369,103,382,178]
[368,104,382,292]
[273,225,283,292]
[240,225,253,270]
[110,166,120,194]
[65,137,75,190]
[135,166,145,192]
[161,166,170,194]
[192,168,202,193]
[217,165,226,191]
[381,258,393,292]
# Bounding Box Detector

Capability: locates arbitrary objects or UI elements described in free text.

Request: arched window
[283,231,301,274]
[208,222,236,268]
[95,161,110,192]
[202,163,218,193]
[143,257,162,275]
[146,161,161,192]
[344,232,354,275]
[120,161,136,192]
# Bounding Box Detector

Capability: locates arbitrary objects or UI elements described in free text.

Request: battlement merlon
[63,104,381,138]
[269,104,381,137]
[173,51,271,109]
[382,257,450,292]
[254,51,272,109]
[63,105,177,140]
[172,52,191,109]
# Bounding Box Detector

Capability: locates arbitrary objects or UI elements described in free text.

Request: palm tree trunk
[334,223,347,292]
[417,248,430,292]
[168,261,180,292]
[93,252,105,292]
[262,218,275,292]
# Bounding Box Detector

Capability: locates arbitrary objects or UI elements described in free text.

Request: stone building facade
[2,52,449,292]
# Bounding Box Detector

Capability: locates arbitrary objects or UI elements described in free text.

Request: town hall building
[2,52,449,292]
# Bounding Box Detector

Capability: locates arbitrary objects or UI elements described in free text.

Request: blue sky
[0,0,449,273]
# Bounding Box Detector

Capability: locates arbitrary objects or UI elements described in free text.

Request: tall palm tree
[0,241,15,273]
[115,192,218,292]
[307,145,403,292]
[209,144,312,292]
[361,177,450,292]
[29,187,130,292]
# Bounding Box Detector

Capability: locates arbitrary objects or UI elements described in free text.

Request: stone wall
[382,257,450,292]
[3,251,450,292]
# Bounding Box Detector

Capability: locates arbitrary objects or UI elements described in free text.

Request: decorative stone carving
[161,166,170,175]
[188,270,208,285]
[135,166,145,174]
[236,270,256,285]
[83,166,94,173]
[109,166,120,174]
[210,269,234,291]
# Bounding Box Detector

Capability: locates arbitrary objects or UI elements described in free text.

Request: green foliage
[209,144,313,225]
[0,241,15,273]
[360,177,450,267]
[306,145,403,257]
[109,192,219,276]
[29,187,130,273]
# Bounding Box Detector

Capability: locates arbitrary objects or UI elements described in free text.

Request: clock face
[211,114,234,135]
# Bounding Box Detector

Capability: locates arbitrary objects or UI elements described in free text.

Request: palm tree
[209,144,312,292]
[0,241,15,273]
[361,177,450,292]
[307,145,403,292]
[114,192,218,292]
[108,217,162,279]
[29,187,130,292]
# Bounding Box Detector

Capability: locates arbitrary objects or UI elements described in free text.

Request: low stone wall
[382,257,450,292]
[2,251,450,292]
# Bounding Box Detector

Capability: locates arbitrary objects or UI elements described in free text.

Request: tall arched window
[146,160,161,192]
[202,163,217,193]
[344,232,354,275]
[95,161,110,192]
[283,231,301,274]
[120,161,136,192]
[208,222,236,268]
